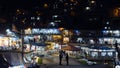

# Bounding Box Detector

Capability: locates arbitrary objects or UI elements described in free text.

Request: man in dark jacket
[65,52,69,65]
[59,50,64,65]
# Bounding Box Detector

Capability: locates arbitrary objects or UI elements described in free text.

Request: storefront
[0,29,21,50]
[24,28,62,51]
[81,46,116,60]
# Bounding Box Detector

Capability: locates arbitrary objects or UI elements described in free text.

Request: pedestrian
[59,50,63,65]
[65,52,69,65]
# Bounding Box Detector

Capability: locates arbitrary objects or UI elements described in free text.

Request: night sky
[0,0,120,30]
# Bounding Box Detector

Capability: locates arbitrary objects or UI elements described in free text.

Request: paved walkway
[25,55,112,68]
[42,56,80,65]
[39,56,112,68]
[41,64,112,68]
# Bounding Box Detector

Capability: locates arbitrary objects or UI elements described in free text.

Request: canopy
[31,43,46,46]
[61,45,80,51]
[24,42,46,46]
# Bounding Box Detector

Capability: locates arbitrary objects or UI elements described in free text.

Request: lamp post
[20,23,25,62]
[21,29,24,61]
[115,41,120,59]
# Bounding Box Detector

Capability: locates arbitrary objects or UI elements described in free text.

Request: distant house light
[104,27,107,29]
[50,22,55,26]
[91,0,95,4]
[6,29,10,33]
[31,17,35,20]
[53,15,58,18]
[106,21,109,24]
[37,17,40,20]
[85,7,90,10]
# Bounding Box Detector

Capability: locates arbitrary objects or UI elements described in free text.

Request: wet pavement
[39,56,112,68]
[42,64,112,68]
[0,52,113,68]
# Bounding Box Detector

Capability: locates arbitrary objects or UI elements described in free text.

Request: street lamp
[21,29,24,61]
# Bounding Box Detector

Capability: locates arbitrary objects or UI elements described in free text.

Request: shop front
[24,28,62,51]
[23,28,62,63]
[0,29,21,51]
[81,46,116,61]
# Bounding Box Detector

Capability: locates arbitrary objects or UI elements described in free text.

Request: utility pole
[21,29,24,62]
[115,41,120,59]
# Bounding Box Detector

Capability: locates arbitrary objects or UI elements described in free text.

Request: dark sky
[0,0,120,30]
[0,0,119,9]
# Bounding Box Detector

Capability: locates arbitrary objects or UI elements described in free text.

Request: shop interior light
[6,29,11,33]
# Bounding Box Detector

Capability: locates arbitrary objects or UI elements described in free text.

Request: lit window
[31,17,35,20]
[106,21,109,24]
[53,15,58,18]
[37,17,40,20]
[85,7,90,10]
[104,27,107,29]
[101,52,106,56]
[44,3,48,8]
[90,0,95,4]
[107,52,113,56]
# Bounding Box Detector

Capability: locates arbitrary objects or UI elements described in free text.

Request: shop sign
[32,28,61,34]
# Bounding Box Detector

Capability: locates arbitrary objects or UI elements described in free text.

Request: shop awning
[61,45,80,51]
[32,43,46,46]
[24,42,46,46]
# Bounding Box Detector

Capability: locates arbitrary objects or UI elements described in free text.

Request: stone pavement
[25,56,112,68]
[42,56,80,65]
[39,56,112,68]
[40,63,112,68]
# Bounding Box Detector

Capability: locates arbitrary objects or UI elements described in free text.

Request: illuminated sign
[25,28,61,34]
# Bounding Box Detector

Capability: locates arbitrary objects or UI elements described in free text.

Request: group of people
[59,50,69,65]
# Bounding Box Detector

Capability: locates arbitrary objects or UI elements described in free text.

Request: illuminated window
[101,52,106,56]
[107,52,113,56]
[37,17,40,20]
[91,0,95,4]
[85,7,90,10]
[44,3,48,8]
[113,8,120,17]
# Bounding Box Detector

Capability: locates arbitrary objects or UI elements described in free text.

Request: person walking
[59,50,63,65]
[65,52,69,65]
